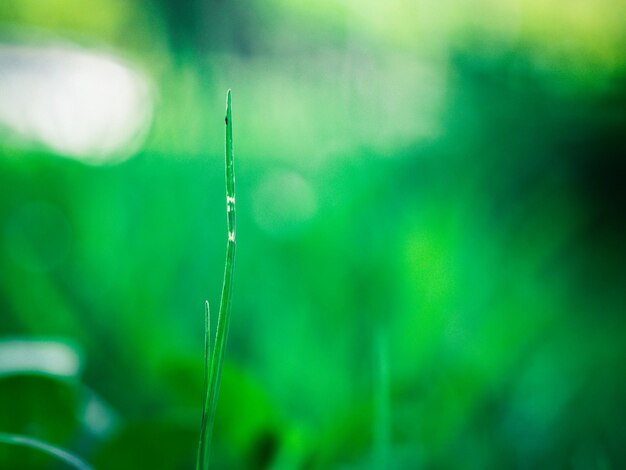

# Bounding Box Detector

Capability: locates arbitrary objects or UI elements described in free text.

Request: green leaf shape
[197,89,237,470]
[0,433,93,470]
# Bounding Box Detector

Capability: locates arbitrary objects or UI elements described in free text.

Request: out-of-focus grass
[0,433,92,470]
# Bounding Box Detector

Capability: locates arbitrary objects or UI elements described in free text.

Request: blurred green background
[0,0,625,468]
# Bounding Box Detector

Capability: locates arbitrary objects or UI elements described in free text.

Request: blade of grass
[0,433,94,470]
[197,89,236,470]
[196,301,212,470]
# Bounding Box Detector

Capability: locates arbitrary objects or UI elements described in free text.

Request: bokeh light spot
[252,170,318,238]
[0,40,153,164]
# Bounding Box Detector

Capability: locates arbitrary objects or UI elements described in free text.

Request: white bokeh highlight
[0,42,153,164]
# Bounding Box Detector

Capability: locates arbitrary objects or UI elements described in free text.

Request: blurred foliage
[0,0,625,468]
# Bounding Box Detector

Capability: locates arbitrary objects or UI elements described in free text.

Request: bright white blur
[0,42,153,164]
[0,339,82,378]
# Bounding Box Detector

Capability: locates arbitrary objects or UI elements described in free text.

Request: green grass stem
[197,89,236,470]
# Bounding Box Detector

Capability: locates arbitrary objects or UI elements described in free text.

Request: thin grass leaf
[196,301,211,470]
[197,89,236,470]
[0,433,94,470]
